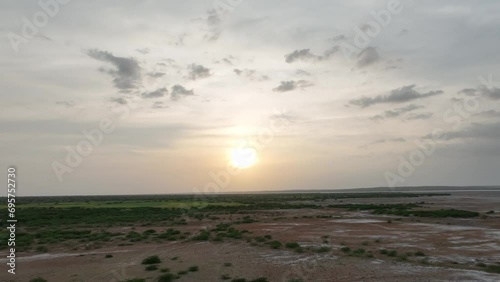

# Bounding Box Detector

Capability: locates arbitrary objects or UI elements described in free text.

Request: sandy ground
[2,191,500,282]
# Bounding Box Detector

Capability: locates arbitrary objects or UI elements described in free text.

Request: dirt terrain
[2,191,500,282]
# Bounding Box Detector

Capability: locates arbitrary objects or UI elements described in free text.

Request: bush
[224,262,232,267]
[157,273,177,282]
[414,251,426,257]
[340,247,351,253]
[36,246,49,253]
[177,270,188,275]
[125,279,146,282]
[188,265,199,272]
[221,274,231,280]
[231,279,247,282]
[145,265,158,271]
[160,268,170,272]
[315,246,331,253]
[476,263,487,267]
[486,264,500,273]
[387,250,397,257]
[353,248,365,255]
[142,255,161,264]
[30,278,48,282]
[285,242,300,249]
[250,278,269,282]
[269,241,282,249]
[380,249,388,255]
[105,254,113,258]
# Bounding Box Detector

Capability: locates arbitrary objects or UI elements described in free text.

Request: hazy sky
[1,0,500,196]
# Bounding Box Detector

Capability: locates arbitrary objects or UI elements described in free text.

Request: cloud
[110,97,128,105]
[285,47,340,64]
[371,104,423,120]
[285,49,323,63]
[406,113,433,120]
[187,64,211,80]
[136,48,150,54]
[141,87,168,99]
[233,68,268,81]
[361,137,406,148]
[171,84,194,100]
[296,69,311,76]
[273,80,313,92]
[481,87,500,100]
[356,47,380,68]
[204,9,222,42]
[350,85,444,107]
[475,110,500,118]
[146,72,165,78]
[87,49,141,90]
[55,100,75,107]
[152,101,167,109]
[425,122,500,141]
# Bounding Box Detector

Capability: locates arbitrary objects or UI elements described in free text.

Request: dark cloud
[458,88,477,96]
[350,85,444,107]
[273,80,313,92]
[136,48,150,54]
[204,9,222,42]
[87,49,141,90]
[361,137,406,148]
[481,87,500,100]
[356,47,380,68]
[285,49,323,63]
[152,101,167,109]
[406,113,433,120]
[296,69,311,76]
[475,110,500,118]
[146,72,165,78]
[171,84,194,100]
[110,97,128,105]
[142,87,167,99]
[425,122,500,141]
[187,64,211,80]
[371,104,423,120]
[55,100,75,107]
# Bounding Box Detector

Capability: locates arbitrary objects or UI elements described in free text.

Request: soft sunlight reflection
[229,146,257,169]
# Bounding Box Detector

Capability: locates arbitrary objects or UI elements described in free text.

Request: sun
[229,147,257,169]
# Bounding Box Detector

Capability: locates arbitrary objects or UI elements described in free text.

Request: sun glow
[229,147,257,169]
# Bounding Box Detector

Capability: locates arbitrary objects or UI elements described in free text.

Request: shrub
[105,254,113,258]
[221,274,231,280]
[264,235,272,240]
[171,256,179,260]
[231,279,247,282]
[486,264,500,273]
[250,278,269,282]
[476,263,487,267]
[125,279,146,282]
[36,246,49,253]
[269,241,282,249]
[380,249,388,255]
[160,268,170,272]
[285,242,300,249]
[315,246,331,253]
[142,255,161,264]
[340,247,351,253]
[145,265,158,271]
[30,278,48,282]
[486,210,495,214]
[188,265,199,272]
[387,250,397,257]
[414,251,426,257]
[157,273,177,282]
[353,248,365,255]
[177,270,188,275]
[224,262,232,267]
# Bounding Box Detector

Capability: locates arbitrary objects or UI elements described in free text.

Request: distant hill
[274,186,500,193]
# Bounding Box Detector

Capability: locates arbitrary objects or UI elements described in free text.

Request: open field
[1,191,500,282]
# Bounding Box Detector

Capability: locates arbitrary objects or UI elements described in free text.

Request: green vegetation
[125,279,146,282]
[142,255,161,265]
[221,274,231,280]
[329,203,479,218]
[340,247,351,253]
[414,251,426,257]
[285,242,301,249]
[188,265,199,272]
[145,265,159,271]
[104,254,113,258]
[30,278,48,282]
[269,240,282,249]
[224,262,232,267]
[157,273,178,282]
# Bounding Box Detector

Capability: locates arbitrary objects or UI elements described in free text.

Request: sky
[1,0,500,196]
